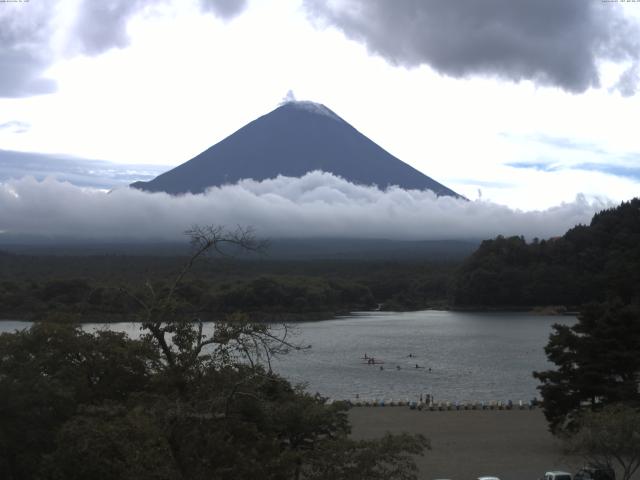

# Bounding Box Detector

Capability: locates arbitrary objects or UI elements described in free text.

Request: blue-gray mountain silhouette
[131,101,461,197]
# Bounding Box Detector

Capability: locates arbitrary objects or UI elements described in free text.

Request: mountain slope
[131,101,461,197]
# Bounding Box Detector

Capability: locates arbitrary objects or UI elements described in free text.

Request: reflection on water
[0,310,573,403]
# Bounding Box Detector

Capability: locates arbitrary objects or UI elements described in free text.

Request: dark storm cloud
[199,0,249,19]
[0,172,608,241]
[0,50,57,97]
[0,0,249,97]
[614,63,640,97]
[71,0,160,55]
[0,2,58,97]
[304,0,640,94]
[71,0,249,55]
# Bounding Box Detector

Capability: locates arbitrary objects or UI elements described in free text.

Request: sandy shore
[349,407,583,480]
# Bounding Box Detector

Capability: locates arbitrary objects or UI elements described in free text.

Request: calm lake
[0,310,573,404]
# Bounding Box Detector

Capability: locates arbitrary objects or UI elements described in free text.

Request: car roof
[478,477,501,480]
[546,472,572,476]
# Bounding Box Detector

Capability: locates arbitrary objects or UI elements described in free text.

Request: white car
[478,477,501,480]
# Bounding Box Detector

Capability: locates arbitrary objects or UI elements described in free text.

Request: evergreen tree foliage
[534,301,640,433]
[453,198,640,307]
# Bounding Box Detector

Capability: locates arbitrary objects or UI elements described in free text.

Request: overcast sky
[0,0,639,240]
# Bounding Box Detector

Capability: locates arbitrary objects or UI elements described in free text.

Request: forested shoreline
[2,198,639,322]
[452,198,640,308]
[0,254,455,321]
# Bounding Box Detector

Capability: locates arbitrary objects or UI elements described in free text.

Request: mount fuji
[131,101,461,198]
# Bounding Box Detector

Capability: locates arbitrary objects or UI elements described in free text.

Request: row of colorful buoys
[349,399,410,407]
[346,399,538,409]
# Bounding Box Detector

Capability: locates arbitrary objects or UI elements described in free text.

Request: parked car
[543,471,572,480]
[574,466,615,480]
[477,476,501,480]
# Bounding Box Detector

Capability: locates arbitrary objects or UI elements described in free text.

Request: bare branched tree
[120,225,305,392]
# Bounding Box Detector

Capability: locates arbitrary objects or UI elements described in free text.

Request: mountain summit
[131,101,461,197]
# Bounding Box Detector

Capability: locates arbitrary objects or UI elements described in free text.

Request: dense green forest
[0,253,456,321]
[452,198,640,308]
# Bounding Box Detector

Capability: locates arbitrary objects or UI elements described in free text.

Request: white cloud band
[0,171,609,242]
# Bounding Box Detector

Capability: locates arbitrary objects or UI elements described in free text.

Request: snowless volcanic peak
[131,101,461,198]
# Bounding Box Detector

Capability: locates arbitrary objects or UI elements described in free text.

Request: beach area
[349,407,583,480]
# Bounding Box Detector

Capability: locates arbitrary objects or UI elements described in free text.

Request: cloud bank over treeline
[0,171,609,242]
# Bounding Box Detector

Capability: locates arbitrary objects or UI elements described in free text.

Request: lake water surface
[1,310,572,404]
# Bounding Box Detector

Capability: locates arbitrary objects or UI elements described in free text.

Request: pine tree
[534,300,640,433]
